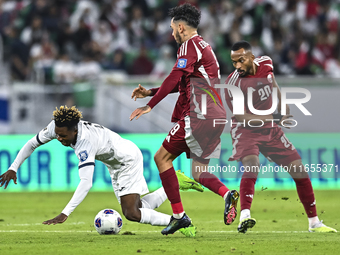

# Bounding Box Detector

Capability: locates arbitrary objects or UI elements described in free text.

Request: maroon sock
[199,172,229,197]
[240,177,257,211]
[159,167,183,214]
[294,178,317,217]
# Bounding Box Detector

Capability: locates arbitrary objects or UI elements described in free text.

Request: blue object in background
[0,98,9,121]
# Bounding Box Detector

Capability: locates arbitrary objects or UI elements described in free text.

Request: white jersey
[35,120,139,177]
[9,120,148,216]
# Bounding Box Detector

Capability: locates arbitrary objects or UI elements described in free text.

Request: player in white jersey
[0,106,201,236]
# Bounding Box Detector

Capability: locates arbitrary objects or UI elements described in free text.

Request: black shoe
[224,190,239,225]
[161,213,191,235]
[238,218,256,233]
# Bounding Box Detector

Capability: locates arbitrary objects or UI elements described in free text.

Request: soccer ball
[94,209,123,235]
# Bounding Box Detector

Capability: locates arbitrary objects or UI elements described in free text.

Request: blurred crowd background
[1,0,340,86]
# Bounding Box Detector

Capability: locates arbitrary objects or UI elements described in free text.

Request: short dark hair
[169,3,201,29]
[231,41,252,52]
[53,105,82,129]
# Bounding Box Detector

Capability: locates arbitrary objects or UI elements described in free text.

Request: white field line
[3,222,86,226]
[0,230,309,233]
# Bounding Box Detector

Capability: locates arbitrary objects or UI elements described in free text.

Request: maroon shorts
[162,116,225,162]
[229,125,301,166]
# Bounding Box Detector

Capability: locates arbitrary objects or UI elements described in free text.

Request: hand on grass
[43,213,68,225]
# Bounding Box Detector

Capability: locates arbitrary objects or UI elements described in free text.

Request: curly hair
[53,105,82,129]
[169,3,201,29]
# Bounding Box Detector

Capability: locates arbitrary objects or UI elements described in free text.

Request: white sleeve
[61,164,94,216]
[9,121,56,172]
[9,136,41,172]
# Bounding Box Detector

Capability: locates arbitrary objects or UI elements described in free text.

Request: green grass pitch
[0,189,339,255]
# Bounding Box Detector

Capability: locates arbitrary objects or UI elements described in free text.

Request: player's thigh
[161,120,190,159]
[229,127,261,162]
[111,155,149,204]
[189,117,225,159]
[260,128,301,167]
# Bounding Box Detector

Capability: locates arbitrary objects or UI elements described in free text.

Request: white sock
[141,187,167,209]
[173,212,185,219]
[139,208,171,226]
[223,190,230,201]
[240,209,251,221]
[308,216,320,228]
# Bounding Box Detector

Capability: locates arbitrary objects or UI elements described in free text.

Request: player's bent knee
[154,150,162,165]
[154,146,176,170]
[242,155,260,167]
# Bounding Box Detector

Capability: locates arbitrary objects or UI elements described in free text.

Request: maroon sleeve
[149,88,159,96]
[147,69,183,109]
[149,85,179,97]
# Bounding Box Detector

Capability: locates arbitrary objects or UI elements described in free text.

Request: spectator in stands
[53,53,77,84]
[56,22,76,60]
[30,36,58,83]
[4,26,30,81]
[70,0,99,31]
[1,0,340,81]
[128,6,145,49]
[20,15,45,46]
[150,44,175,78]
[130,46,153,75]
[76,54,101,82]
[102,49,126,71]
[99,0,127,32]
[91,21,113,56]
[144,7,171,48]
[72,18,91,56]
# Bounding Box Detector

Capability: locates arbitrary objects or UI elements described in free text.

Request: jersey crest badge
[267,74,273,83]
[177,59,187,68]
[79,150,88,162]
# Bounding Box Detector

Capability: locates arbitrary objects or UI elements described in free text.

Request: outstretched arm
[43,165,94,225]
[131,84,153,101]
[130,69,183,121]
[0,136,42,189]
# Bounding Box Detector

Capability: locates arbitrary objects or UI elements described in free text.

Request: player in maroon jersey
[225,40,336,233]
[130,3,239,235]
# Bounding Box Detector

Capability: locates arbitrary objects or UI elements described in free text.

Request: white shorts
[110,147,149,204]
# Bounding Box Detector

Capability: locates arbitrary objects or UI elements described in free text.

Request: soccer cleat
[309,221,337,233]
[237,218,256,233]
[161,213,191,235]
[179,223,197,237]
[224,190,239,225]
[176,170,204,192]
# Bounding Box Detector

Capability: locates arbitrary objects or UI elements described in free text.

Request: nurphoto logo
[199,84,311,128]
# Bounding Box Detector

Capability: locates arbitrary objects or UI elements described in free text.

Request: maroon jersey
[225,56,276,128]
[148,35,226,122]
